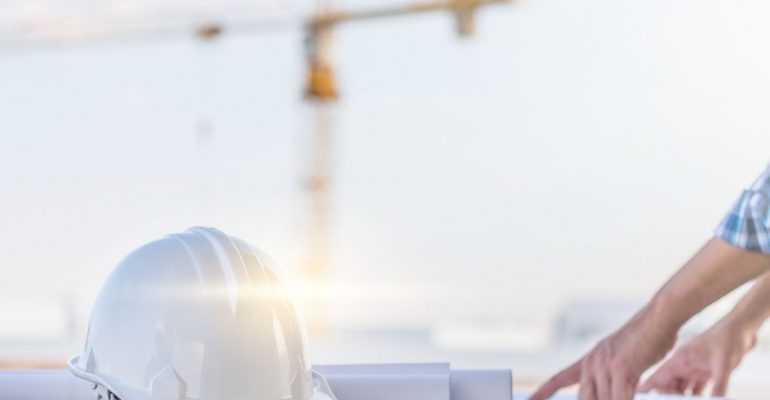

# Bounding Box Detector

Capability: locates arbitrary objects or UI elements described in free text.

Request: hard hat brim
[68,355,126,398]
[70,355,339,400]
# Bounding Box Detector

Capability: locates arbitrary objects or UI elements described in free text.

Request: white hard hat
[69,227,336,400]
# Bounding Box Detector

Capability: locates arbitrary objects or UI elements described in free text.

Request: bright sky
[2,0,770,341]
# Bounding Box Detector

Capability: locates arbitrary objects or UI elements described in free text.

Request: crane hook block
[305,63,338,101]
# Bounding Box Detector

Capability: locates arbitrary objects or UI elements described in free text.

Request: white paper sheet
[513,391,724,400]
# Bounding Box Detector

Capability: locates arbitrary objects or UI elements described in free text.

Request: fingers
[590,357,611,400]
[640,372,689,395]
[529,360,581,400]
[638,363,688,396]
[690,380,706,396]
[673,377,688,394]
[610,369,636,400]
[711,371,730,397]
[579,365,597,400]
[592,370,611,400]
[640,364,715,398]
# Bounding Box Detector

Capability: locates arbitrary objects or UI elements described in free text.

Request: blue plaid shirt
[715,165,770,253]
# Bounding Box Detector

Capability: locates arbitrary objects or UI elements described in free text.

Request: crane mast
[301,0,511,334]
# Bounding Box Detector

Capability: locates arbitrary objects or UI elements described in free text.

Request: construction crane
[300,0,510,333]
[0,0,513,334]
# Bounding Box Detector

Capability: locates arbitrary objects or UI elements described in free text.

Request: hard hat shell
[69,227,335,400]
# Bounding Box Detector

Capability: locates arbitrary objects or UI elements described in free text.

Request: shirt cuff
[715,165,770,254]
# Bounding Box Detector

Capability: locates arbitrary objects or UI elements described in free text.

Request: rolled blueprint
[315,363,513,400]
[315,363,451,400]
[451,369,512,400]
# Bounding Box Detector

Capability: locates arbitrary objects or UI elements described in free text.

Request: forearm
[718,271,770,339]
[643,238,770,336]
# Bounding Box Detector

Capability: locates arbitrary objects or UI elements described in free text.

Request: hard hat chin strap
[93,383,121,400]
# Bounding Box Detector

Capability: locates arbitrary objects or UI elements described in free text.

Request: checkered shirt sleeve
[715,164,770,253]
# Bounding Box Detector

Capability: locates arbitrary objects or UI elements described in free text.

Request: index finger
[529,360,582,400]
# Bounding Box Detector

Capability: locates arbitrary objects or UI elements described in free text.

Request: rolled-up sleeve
[715,164,770,253]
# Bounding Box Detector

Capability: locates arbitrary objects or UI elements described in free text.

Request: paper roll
[0,365,513,400]
[315,363,451,400]
[450,369,512,400]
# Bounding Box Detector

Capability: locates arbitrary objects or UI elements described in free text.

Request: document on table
[513,391,724,400]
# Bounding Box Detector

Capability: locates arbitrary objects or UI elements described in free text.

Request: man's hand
[529,301,678,400]
[529,239,770,400]
[638,320,755,397]
[639,269,770,397]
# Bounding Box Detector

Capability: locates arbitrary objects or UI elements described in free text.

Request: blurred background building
[3,0,770,396]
